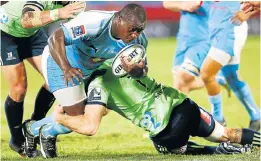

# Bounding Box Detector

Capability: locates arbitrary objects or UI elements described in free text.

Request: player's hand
[120,56,146,78]
[180,1,201,12]
[58,1,86,19]
[241,1,260,8]
[63,66,84,86]
[230,8,259,25]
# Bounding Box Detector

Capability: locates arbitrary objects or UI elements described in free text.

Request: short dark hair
[119,3,147,31]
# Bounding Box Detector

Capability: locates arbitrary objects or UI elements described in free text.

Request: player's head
[113,4,147,43]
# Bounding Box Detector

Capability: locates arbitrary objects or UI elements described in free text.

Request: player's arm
[163,1,201,12]
[48,28,84,86]
[231,7,260,25]
[120,33,149,78]
[54,104,107,136]
[21,1,85,29]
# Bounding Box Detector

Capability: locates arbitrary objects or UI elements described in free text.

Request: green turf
[1,36,260,160]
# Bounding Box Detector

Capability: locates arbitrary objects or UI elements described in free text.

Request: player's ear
[117,15,123,25]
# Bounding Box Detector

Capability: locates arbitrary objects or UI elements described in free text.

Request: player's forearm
[163,1,183,11]
[48,28,71,71]
[57,114,98,136]
[21,10,60,29]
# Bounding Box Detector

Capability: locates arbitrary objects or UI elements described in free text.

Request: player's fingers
[73,68,84,79]
[71,2,85,10]
[64,77,68,87]
[138,59,145,67]
[68,75,75,86]
[72,9,85,14]
[243,5,254,14]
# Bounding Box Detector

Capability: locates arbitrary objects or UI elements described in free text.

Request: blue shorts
[44,46,95,93]
[210,28,235,57]
[173,39,210,76]
[0,29,48,66]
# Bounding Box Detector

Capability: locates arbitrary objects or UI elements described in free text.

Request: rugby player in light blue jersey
[200,1,260,128]
[163,1,209,94]
[22,4,148,158]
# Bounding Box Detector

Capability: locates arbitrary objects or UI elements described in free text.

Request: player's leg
[200,55,224,124]
[200,27,237,126]
[187,100,261,147]
[23,46,86,158]
[151,99,245,155]
[222,22,260,130]
[172,41,206,94]
[222,65,260,130]
[1,31,28,157]
[26,29,56,121]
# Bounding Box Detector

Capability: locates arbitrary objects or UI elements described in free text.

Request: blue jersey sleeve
[61,11,115,45]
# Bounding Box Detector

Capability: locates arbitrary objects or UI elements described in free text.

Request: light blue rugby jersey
[177,2,209,42]
[61,10,148,70]
[207,1,241,31]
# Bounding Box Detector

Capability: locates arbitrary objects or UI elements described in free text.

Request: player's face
[118,19,145,43]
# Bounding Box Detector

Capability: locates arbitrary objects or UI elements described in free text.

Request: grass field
[1,36,260,161]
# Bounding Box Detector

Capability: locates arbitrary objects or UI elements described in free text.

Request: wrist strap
[50,9,59,21]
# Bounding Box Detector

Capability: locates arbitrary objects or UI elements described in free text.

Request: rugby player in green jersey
[24,59,260,157]
[0,1,85,157]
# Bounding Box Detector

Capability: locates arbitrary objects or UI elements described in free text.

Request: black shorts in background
[0,29,48,66]
[151,98,215,153]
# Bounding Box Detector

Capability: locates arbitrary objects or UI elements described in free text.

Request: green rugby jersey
[87,67,187,137]
[0,1,64,37]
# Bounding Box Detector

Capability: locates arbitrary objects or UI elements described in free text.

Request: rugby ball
[112,44,146,77]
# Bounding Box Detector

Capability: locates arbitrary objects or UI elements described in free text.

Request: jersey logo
[140,111,161,132]
[6,52,16,61]
[0,8,8,24]
[71,25,86,38]
[199,109,211,126]
[87,88,101,101]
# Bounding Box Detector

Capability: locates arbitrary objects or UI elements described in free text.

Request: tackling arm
[48,28,70,72]
[54,104,107,136]
[21,1,85,29]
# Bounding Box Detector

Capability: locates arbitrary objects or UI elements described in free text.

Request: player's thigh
[2,62,28,101]
[178,41,210,79]
[0,31,23,66]
[151,99,197,151]
[200,56,223,79]
[208,28,235,67]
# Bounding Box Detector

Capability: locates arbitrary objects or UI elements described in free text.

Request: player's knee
[200,71,215,84]
[173,71,194,92]
[10,82,28,101]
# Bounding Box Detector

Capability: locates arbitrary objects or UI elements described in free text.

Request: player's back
[177,4,209,43]
[91,67,186,136]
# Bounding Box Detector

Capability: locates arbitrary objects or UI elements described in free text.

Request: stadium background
[1,2,260,160]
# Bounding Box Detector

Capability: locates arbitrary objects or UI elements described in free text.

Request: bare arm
[21,1,85,29]
[54,104,107,136]
[48,28,83,85]
[163,1,201,12]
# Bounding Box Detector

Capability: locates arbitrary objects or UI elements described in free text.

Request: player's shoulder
[66,10,115,30]
[137,32,148,49]
[78,10,115,25]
